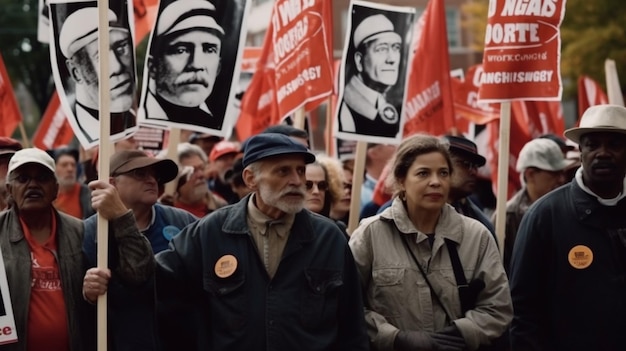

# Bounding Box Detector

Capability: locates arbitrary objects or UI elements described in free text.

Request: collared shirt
[246,194,295,278]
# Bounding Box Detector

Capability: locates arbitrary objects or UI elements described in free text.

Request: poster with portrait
[48,0,139,149]
[138,0,251,138]
[334,0,415,144]
[0,250,17,345]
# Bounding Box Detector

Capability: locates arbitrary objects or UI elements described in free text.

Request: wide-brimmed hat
[441,135,486,167]
[564,104,626,143]
[242,133,315,168]
[110,150,178,184]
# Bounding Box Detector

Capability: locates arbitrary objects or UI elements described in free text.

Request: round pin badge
[380,105,399,124]
[568,245,593,269]
[162,225,180,241]
[215,254,238,278]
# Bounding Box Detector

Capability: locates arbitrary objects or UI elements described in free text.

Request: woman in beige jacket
[349,134,512,351]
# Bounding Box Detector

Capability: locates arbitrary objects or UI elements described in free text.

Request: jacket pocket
[204,274,247,331]
[301,269,343,330]
[371,268,406,319]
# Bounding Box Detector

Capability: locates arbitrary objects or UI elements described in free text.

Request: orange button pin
[568,245,593,269]
[215,254,238,278]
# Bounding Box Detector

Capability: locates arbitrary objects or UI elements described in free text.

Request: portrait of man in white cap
[143,0,225,130]
[55,3,137,144]
[339,9,408,139]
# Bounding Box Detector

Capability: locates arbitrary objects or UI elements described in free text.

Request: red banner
[478,0,566,102]
[0,54,22,137]
[32,92,75,150]
[577,75,608,122]
[241,47,263,73]
[452,65,500,125]
[403,0,455,137]
[270,0,333,119]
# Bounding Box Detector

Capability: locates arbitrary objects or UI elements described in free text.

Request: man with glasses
[0,148,152,351]
[492,138,572,273]
[82,150,198,351]
[442,135,496,237]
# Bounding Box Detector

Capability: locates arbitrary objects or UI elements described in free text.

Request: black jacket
[155,194,369,351]
[509,180,626,350]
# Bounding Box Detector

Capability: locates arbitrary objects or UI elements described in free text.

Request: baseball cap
[110,150,178,183]
[59,7,129,59]
[353,14,401,49]
[564,104,626,143]
[188,133,221,144]
[516,138,573,172]
[442,135,486,167]
[242,133,315,168]
[209,141,239,162]
[7,148,56,179]
[0,137,22,157]
[156,0,224,38]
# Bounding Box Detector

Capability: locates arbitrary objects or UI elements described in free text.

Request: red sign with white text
[478,0,567,102]
[32,92,75,150]
[452,65,500,125]
[270,0,333,119]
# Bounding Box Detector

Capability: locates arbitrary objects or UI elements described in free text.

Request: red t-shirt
[20,212,69,351]
[53,183,83,219]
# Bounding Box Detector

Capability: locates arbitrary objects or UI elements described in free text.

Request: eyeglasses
[455,159,479,171]
[11,173,56,184]
[114,168,161,183]
[305,180,329,192]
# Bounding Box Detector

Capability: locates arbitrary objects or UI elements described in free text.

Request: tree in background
[461,0,626,99]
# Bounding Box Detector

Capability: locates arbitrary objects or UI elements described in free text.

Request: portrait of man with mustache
[55,3,137,146]
[143,0,225,130]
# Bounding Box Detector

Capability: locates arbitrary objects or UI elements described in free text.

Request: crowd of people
[0,104,625,351]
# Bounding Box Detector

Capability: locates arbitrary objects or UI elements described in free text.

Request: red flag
[133,0,159,43]
[577,75,608,122]
[0,54,22,137]
[452,65,500,125]
[32,92,75,150]
[237,21,278,141]
[403,0,455,137]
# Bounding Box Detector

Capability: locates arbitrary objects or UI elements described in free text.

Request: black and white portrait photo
[335,1,415,144]
[48,0,138,148]
[138,0,250,136]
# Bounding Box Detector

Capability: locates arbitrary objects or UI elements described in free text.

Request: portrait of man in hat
[142,0,225,130]
[54,3,137,145]
[338,6,412,140]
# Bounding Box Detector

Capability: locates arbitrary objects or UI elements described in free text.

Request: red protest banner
[452,65,500,125]
[478,0,567,102]
[403,0,455,137]
[270,0,334,120]
[32,92,75,150]
[577,75,608,122]
[241,47,263,73]
[0,54,22,137]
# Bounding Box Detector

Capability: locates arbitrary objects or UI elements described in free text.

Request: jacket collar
[379,197,465,244]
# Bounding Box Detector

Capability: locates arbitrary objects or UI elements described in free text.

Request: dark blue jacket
[83,204,197,351]
[155,194,370,351]
[509,180,626,350]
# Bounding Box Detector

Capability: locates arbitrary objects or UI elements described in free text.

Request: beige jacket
[349,198,512,351]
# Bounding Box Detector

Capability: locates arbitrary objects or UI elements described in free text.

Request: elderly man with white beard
[153,133,369,350]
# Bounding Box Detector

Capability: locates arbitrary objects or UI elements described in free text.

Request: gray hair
[177,142,207,164]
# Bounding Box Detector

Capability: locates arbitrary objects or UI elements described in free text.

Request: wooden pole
[494,101,511,257]
[347,141,367,235]
[96,2,111,350]
[293,107,306,130]
[17,122,30,148]
[605,59,625,106]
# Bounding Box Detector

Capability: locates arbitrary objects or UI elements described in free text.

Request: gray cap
[516,138,573,172]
